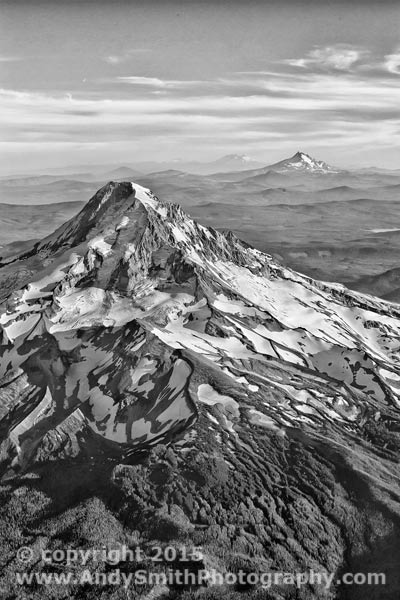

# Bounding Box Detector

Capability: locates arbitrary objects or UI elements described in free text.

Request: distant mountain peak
[133,154,264,175]
[217,153,253,162]
[272,151,339,173]
[210,154,263,170]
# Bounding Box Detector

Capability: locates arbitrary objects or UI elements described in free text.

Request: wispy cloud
[116,76,206,89]
[2,44,400,167]
[285,44,368,72]
[117,76,174,87]
[104,49,150,65]
[0,56,22,63]
[284,44,400,77]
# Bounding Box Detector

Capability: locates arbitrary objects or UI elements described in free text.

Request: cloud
[105,56,124,65]
[116,76,207,89]
[285,44,400,77]
[104,49,150,65]
[117,76,172,86]
[285,44,368,72]
[384,48,400,74]
[0,56,22,62]
[1,48,400,168]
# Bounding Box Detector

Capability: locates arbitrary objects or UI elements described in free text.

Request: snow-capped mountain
[211,154,262,169]
[1,180,400,475]
[216,153,253,163]
[270,151,340,173]
[210,151,342,182]
[136,154,264,175]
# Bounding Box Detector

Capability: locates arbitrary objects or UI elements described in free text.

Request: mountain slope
[1,181,400,598]
[1,179,400,466]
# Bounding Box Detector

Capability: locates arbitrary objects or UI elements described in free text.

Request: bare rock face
[1,181,400,598]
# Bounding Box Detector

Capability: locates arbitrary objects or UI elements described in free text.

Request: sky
[0,0,400,174]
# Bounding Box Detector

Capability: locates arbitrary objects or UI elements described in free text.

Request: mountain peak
[293,151,312,160]
[28,181,248,278]
[1,179,400,476]
[211,154,262,169]
[218,153,252,162]
[271,152,339,173]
